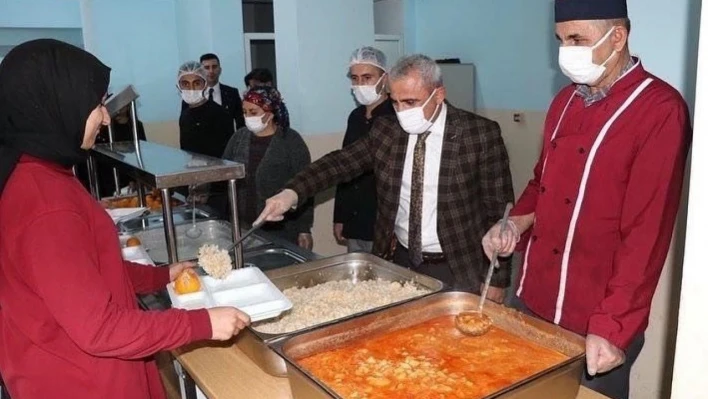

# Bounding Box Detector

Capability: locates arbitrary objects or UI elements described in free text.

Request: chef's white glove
[585,334,626,376]
[482,219,520,260]
[254,189,299,225]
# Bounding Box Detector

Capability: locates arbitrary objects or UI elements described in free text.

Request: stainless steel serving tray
[243,247,308,272]
[134,220,271,263]
[235,253,444,377]
[274,291,586,399]
[117,207,212,233]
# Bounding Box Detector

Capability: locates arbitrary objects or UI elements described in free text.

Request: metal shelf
[87,87,245,267]
[91,141,244,189]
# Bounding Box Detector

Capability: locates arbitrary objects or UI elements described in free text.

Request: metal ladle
[456,202,513,336]
[224,220,265,253]
[185,190,202,239]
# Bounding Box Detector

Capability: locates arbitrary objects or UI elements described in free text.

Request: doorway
[244,33,277,87]
[374,34,404,67]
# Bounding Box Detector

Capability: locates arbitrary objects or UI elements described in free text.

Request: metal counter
[91,141,244,189]
[90,139,246,267]
[138,228,319,399]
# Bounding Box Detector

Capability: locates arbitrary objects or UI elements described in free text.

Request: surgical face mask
[352,74,385,105]
[558,27,617,85]
[245,114,270,134]
[395,89,439,135]
[181,89,205,105]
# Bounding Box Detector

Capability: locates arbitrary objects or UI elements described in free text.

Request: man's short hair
[244,68,274,87]
[199,53,220,64]
[389,54,443,90]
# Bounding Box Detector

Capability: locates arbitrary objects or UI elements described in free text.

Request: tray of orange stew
[166,266,293,322]
[272,291,586,399]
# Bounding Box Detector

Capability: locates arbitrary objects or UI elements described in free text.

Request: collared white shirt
[394,103,447,253]
[208,83,223,106]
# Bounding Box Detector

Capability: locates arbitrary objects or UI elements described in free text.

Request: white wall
[671,4,708,397]
[273,0,375,135]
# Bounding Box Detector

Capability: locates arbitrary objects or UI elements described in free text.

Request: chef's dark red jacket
[0,156,213,398]
[512,60,691,350]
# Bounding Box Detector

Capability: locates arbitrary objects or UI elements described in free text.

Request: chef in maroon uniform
[482,1,691,398]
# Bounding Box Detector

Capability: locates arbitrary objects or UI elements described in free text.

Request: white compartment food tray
[106,207,147,224]
[166,267,293,323]
[119,234,155,266]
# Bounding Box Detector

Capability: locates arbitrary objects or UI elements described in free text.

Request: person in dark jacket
[75,104,147,197]
[244,68,274,89]
[333,47,394,253]
[177,61,234,159]
[222,86,313,249]
[181,53,245,130]
[177,61,234,211]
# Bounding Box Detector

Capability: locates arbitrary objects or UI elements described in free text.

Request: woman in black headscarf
[0,40,248,399]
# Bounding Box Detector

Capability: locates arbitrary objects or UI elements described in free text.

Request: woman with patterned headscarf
[222,86,314,249]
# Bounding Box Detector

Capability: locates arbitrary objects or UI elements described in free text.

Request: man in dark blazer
[181,53,245,129]
[255,54,514,301]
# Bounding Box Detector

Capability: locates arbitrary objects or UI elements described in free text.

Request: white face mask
[245,114,270,134]
[352,74,385,105]
[395,89,439,135]
[558,27,617,85]
[181,89,205,105]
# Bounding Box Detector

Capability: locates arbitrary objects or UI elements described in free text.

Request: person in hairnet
[177,61,235,212]
[481,1,691,397]
[333,47,395,253]
[177,61,234,159]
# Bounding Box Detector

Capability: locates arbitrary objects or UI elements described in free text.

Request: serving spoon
[455,202,513,336]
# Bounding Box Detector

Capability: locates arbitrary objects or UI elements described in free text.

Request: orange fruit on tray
[126,237,141,247]
[174,269,201,295]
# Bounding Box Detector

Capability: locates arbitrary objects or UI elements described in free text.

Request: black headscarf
[0,39,111,195]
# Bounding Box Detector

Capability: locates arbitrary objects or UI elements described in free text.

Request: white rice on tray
[253,279,429,334]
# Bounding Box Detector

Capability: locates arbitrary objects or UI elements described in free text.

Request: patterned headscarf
[242,86,290,129]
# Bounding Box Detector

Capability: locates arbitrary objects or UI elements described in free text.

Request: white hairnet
[177,61,207,82]
[349,46,387,72]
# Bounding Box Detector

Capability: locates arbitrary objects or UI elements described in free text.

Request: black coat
[75,121,147,198]
[333,100,395,240]
[222,127,313,244]
[181,83,245,129]
[179,101,234,159]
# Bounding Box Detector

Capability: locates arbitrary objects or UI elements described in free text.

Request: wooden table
[174,342,610,399]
